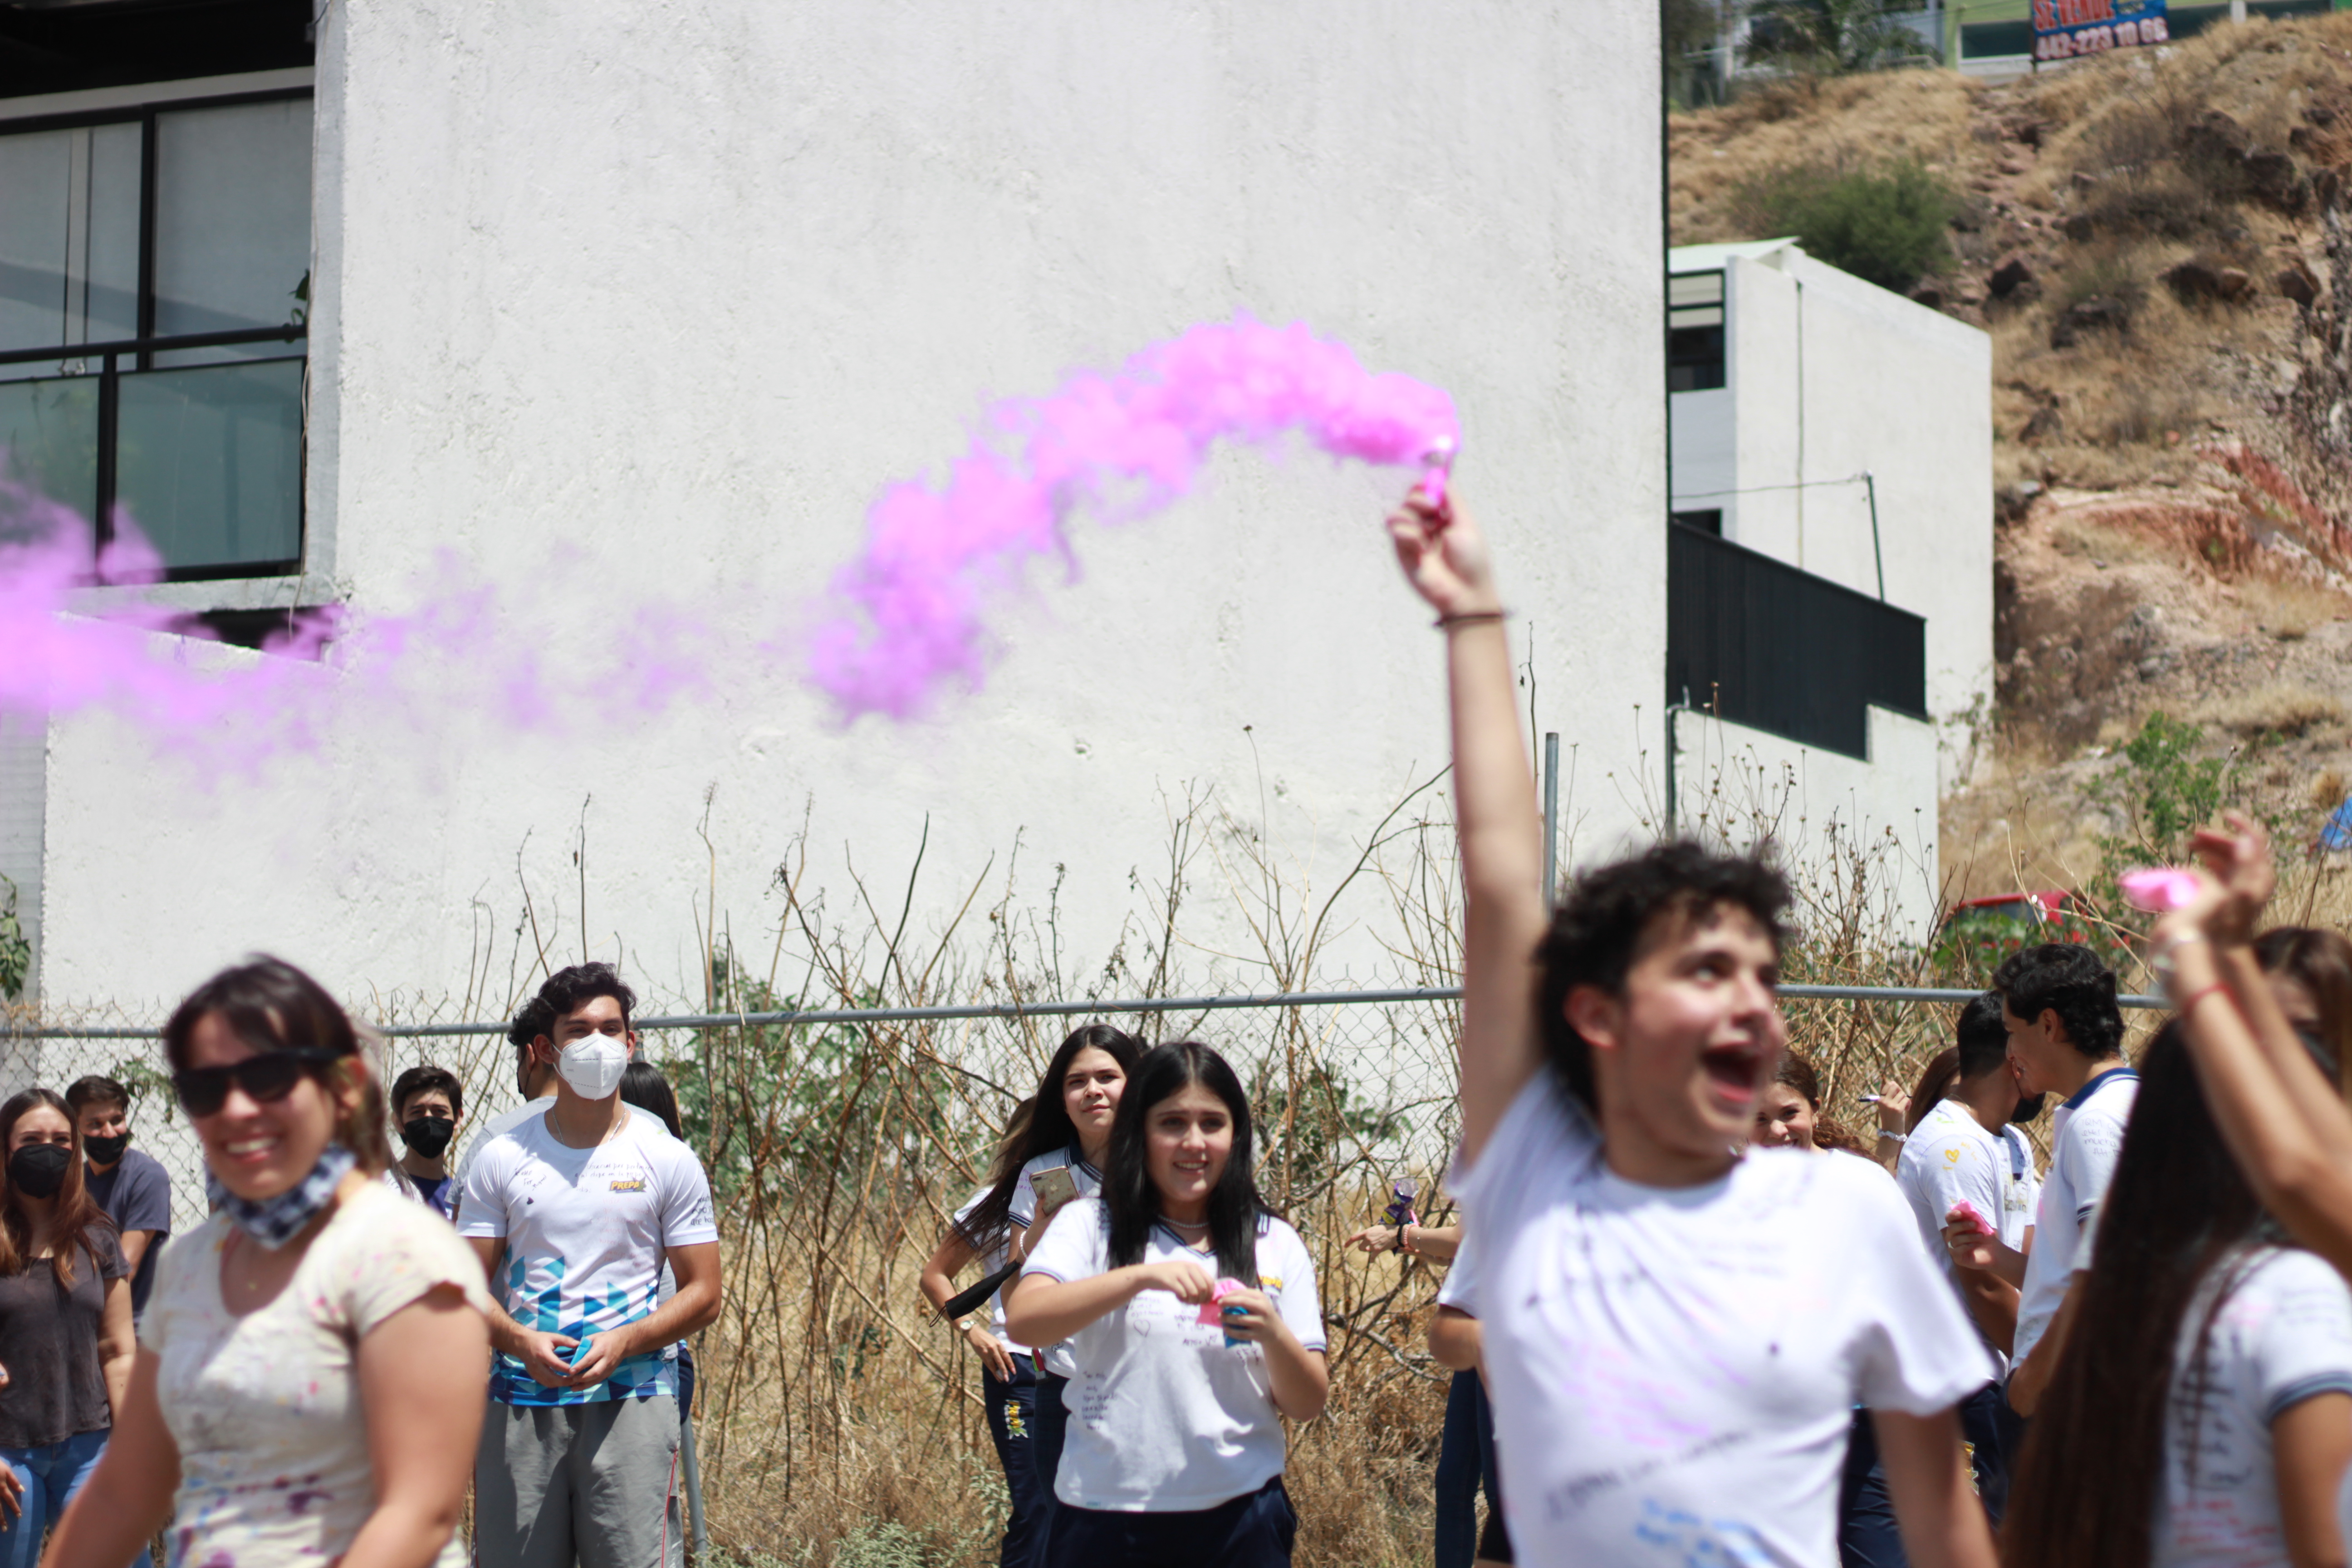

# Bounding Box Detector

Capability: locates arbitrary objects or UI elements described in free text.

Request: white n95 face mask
[557,1034,629,1099]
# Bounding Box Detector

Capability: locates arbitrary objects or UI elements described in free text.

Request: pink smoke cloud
[0,319,1453,755]
[808,318,1458,720]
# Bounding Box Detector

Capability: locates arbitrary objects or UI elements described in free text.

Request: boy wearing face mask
[459,964,722,1568]
[63,1077,170,1320]
[389,1065,466,1219]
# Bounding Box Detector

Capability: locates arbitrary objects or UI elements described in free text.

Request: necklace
[1161,1214,1210,1232]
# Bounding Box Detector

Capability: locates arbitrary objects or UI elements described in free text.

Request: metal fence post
[1541,732,1560,908]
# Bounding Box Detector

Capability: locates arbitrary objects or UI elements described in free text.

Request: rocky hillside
[1671,18,2352,897]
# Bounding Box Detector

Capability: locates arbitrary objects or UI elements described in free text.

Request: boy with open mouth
[1385,480,1997,1568]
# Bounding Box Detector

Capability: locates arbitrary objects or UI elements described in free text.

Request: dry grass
[15,759,2305,1567]
[1673,13,2352,499]
[1670,70,1976,248]
[2194,679,2349,738]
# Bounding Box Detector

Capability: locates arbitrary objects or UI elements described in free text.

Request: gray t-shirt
[85,1149,172,1316]
[0,1225,127,1448]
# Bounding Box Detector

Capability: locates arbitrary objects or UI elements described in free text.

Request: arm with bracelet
[2156,816,2352,1279]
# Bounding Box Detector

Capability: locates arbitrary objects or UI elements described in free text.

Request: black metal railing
[1666,521,1925,760]
[0,324,306,583]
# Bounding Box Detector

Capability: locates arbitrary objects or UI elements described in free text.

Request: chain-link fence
[0,978,2168,1277]
[0,979,2177,1561]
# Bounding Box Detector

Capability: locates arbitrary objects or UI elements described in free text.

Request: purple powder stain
[286,1489,333,1516]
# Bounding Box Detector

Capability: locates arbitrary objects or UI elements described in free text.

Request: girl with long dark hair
[0,1088,139,1568]
[2004,1019,2352,1568]
[920,1099,1041,1568]
[1007,1040,1326,1568]
[963,1023,1142,1539]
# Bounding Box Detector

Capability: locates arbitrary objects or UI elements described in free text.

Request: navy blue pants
[982,1353,1047,1568]
[1839,1387,2022,1568]
[1435,1371,1502,1568]
[1044,1478,1296,1568]
[1030,1372,1070,1567]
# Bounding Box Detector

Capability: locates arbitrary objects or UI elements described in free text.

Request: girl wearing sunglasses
[43,957,495,1568]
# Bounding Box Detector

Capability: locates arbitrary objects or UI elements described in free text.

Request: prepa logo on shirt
[609,1177,647,1193]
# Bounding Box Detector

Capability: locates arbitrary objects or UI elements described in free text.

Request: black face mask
[83,1132,130,1167]
[400,1115,456,1160]
[10,1143,71,1200]
[2010,1093,2049,1124]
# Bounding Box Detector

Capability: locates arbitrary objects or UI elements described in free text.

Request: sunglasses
[173,1048,348,1117]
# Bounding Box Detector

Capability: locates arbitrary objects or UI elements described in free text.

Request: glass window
[0,373,100,529]
[115,358,304,573]
[0,89,310,580]
[0,124,141,357]
[153,99,314,363]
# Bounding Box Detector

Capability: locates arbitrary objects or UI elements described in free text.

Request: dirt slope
[1671,20,2352,897]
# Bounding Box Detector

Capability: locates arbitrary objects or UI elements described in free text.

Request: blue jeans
[0,1430,150,1568]
[1031,1372,1070,1567]
[1839,1388,2019,1568]
[1435,1372,1500,1568]
[983,1354,1047,1568]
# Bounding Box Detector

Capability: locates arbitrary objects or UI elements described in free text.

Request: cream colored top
[139,1182,493,1568]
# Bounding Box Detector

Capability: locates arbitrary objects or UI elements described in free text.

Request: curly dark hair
[506,996,555,1052]
[515,963,637,1047]
[1535,841,1793,1112]
[1992,943,2122,1062]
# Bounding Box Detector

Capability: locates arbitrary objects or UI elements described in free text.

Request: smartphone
[1030,1164,1080,1223]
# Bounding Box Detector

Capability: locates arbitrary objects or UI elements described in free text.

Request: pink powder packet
[1194,1278,1248,1326]
[1947,1200,1996,1236]
[2118,867,2202,912]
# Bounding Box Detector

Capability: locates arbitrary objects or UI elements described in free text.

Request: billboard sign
[2032,0,2169,61]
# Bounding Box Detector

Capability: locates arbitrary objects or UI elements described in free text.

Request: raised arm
[1387,485,1548,1162]
[2164,818,2352,1277]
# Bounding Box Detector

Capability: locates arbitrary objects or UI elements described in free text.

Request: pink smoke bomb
[1418,436,1457,510]
[2118,867,2203,912]
[1946,1200,1996,1237]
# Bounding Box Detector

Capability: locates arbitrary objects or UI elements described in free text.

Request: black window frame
[0,83,312,584]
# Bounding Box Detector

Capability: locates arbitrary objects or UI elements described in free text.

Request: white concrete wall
[1781,250,1993,760]
[1668,384,1735,525]
[1678,247,1993,786]
[32,2,1668,1022]
[0,712,41,1001]
[1670,705,1942,941]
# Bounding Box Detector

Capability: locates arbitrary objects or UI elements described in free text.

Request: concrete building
[1667,237,1993,931]
[0,3,1671,1032]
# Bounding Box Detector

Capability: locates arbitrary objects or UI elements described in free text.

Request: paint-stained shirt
[1451,1076,1990,1568]
[141,1184,493,1568]
[458,1111,716,1404]
[2155,1248,2352,1568]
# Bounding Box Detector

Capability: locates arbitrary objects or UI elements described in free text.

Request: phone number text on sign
[2032,0,2169,60]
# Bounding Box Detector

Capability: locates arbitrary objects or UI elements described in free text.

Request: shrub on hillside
[1732,159,1957,292]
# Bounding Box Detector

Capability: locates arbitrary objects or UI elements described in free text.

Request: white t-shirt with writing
[2014,1068,2137,1368]
[1452,1076,1991,1568]
[457,1110,718,1405]
[1021,1197,1326,1512]
[2154,1248,2352,1568]
[1009,1148,1102,1379]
